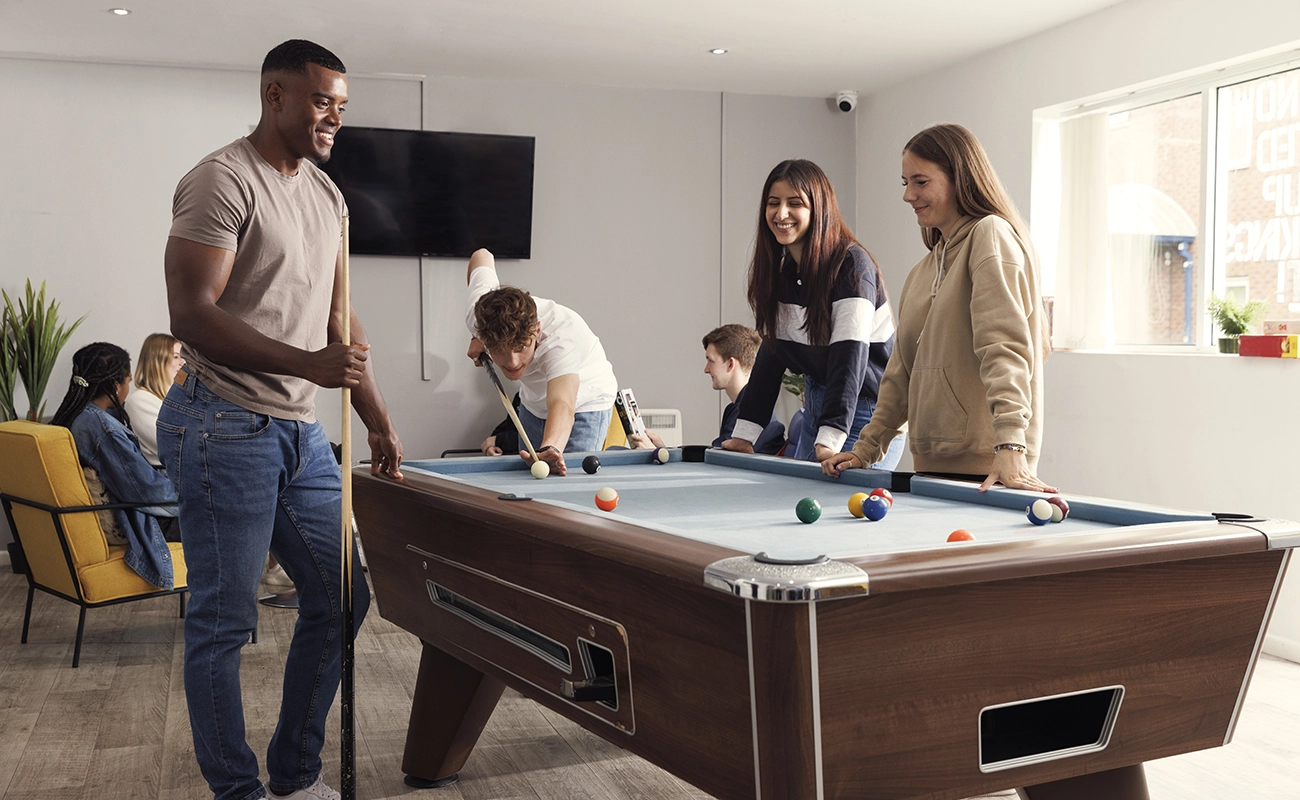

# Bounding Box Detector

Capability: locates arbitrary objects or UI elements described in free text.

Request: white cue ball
[531,460,550,480]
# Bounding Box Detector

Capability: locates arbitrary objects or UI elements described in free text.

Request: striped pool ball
[1046,495,1070,522]
[1027,499,1053,525]
[595,487,619,512]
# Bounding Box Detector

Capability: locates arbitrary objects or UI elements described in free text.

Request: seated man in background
[466,248,618,476]
[480,392,521,455]
[705,324,786,454]
[632,324,785,454]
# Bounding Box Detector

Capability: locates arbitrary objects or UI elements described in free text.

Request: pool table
[354,448,1298,800]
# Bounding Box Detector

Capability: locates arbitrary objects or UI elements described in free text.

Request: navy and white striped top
[734,244,895,453]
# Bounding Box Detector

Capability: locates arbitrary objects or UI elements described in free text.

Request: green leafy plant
[0,303,16,421]
[2,280,86,421]
[1207,294,1266,337]
[781,370,805,399]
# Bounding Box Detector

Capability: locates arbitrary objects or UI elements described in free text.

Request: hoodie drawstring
[930,238,948,298]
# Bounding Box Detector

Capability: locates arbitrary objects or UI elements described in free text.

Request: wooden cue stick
[339,215,357,800]
[478,354,539,460]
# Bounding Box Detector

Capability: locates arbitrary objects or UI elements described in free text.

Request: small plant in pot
[2,279,86,420]
[1207,294,1266,354]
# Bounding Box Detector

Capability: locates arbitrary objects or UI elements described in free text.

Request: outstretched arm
[520,373,579,476]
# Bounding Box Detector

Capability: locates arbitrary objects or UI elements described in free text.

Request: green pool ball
[795,497,822,524]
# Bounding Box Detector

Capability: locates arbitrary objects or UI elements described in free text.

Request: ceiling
[2,0,1122,97]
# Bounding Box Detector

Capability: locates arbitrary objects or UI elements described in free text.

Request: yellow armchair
[0,419,189,667]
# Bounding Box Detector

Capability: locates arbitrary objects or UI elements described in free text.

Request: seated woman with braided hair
[49,342,180,590]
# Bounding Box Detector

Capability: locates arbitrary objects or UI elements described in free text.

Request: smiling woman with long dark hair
[722,159,904,468]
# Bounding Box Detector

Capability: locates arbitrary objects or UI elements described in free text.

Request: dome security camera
[835,90,858,113]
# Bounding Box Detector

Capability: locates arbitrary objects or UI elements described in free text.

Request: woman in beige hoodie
[822,123,1056,493]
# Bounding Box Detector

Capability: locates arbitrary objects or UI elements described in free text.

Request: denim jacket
[67,404,177,589]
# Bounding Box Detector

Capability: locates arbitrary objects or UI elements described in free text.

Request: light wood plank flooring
[1,567,1297,799]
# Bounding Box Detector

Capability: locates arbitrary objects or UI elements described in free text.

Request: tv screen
[320,126,535,259]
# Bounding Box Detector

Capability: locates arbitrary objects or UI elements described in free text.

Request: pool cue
[477,353,539,462]
[339,215,357,800]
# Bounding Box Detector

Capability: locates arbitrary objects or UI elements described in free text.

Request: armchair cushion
[0,420,187,603]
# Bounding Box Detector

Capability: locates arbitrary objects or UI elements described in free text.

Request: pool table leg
[1016,763,1150,800]
[401,640,507,788]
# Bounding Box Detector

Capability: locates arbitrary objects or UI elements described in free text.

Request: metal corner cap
[703,555,869,602]
[1222,518,1300,549]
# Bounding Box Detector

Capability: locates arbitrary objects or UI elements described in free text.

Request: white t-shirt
[466,267,617,418]
[123,389,164,467]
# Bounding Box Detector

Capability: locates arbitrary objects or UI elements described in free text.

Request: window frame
[1034,48,1300,352]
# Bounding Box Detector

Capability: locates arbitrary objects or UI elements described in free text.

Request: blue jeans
[157,373,370,800]
[516,403,613,452]
[798,375,906,470]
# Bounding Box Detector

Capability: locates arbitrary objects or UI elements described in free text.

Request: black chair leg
[179,592,187,618]
[72,606,87,668]
[21,584,34,644]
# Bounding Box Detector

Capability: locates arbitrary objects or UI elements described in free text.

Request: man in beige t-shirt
[158,40,402,800]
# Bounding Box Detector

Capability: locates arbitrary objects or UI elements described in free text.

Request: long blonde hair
[134,333,179,400]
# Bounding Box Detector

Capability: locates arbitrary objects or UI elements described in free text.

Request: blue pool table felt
[402,449,1212,563]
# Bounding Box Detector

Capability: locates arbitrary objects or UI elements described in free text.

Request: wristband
[538,445,559,455]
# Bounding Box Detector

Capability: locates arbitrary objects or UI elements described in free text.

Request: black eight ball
[582,455,601,475]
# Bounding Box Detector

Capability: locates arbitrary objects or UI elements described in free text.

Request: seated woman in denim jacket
[49,342,179,590]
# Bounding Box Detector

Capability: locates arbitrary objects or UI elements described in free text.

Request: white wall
[853,0,1300,660]
[0,57,857,551]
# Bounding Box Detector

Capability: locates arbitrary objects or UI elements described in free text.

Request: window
[1033,56,1300,350]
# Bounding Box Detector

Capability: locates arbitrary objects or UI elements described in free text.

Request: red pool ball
[1046,495,1070,522]
[947,529,975,542]
[869,488,894,507]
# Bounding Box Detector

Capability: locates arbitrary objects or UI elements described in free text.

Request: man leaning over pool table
[465,248,618,477]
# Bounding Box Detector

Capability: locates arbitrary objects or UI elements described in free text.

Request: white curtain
[1035,113,1114,350]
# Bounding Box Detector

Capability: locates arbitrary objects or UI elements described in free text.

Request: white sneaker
[268,777,340,800]
[262,559,294,588]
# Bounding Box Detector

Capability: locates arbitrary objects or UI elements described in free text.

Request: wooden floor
[1,566,1297,800]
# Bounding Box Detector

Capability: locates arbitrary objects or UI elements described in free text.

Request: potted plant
[2,280,86,421]
[781,370,805,400]
[0,302,16,422]
[1207,294,1266,354]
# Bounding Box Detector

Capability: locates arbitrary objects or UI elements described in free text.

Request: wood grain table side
[749,601,819,800]
[845,522,1269,595]
[815,550,1285,800]
[355,470,759,800]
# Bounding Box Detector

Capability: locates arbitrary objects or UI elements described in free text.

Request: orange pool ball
[947,529,975,542]
[594,486,619,512]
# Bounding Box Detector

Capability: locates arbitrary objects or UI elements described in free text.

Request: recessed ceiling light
[710,48,728,55]
[109,7,131,15]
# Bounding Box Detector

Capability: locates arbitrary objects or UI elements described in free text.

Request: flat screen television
[320,126,535,259]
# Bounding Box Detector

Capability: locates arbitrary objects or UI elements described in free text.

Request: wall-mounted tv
[320,126,535,259]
